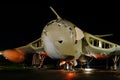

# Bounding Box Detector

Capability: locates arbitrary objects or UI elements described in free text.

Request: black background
[0,2,120,50]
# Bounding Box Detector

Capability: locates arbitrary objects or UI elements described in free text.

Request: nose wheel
[62,60,74,71]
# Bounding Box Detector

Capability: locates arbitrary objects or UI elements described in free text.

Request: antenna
[50,6,62,20]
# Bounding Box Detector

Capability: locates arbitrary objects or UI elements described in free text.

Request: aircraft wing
[0,37,44,63]
[82,32,120,58]
[15,38,44,53]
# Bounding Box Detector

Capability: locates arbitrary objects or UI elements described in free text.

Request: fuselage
[41,19,84,60]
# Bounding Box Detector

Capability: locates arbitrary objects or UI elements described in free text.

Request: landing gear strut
[32,52,46,69]
[112,55,119,70]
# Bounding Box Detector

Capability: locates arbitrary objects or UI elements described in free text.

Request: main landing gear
[32,52,47,69]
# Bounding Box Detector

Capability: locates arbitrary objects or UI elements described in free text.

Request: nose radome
[41,19,84,59]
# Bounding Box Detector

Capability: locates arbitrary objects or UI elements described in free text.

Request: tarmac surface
[0,68,120,80]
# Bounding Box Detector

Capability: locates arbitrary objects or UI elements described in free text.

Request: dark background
[0,2,120,50]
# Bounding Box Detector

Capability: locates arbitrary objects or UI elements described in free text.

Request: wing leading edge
[0,37,44,63]
[83,32,120,58]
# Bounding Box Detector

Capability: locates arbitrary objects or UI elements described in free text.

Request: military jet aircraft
[0,6,120,70]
